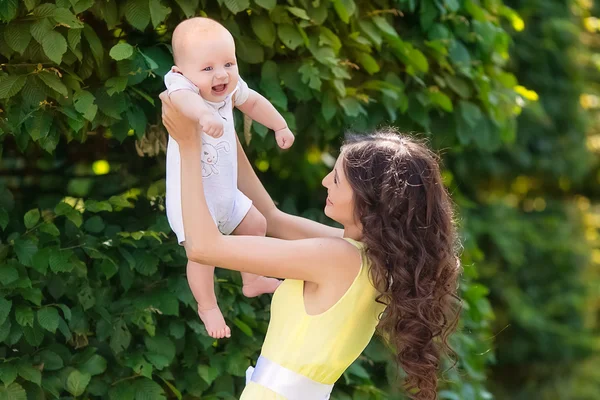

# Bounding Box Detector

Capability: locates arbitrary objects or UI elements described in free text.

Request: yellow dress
[240,238,386,399]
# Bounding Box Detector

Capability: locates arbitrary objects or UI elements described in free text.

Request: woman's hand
[159,91,201,146]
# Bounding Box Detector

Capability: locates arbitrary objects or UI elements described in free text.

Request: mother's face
[321,157,356,227]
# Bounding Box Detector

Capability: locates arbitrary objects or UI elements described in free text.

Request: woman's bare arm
[235,135,343,240]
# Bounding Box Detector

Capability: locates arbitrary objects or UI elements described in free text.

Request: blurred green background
[0,0,599,399]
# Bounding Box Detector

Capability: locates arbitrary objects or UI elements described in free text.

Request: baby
[164,17,295,339]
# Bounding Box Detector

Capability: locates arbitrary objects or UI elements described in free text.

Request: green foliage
[2,0,583,399]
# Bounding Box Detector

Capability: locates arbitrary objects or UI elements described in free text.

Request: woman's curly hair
[341,128,462,400]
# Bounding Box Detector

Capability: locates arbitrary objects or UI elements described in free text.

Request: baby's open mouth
[212,84,227,94]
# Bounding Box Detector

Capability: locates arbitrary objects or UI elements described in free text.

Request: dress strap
[343,237,364,249]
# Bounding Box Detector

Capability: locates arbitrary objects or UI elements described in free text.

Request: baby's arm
[164,70,223,137]
[236,90,295,149]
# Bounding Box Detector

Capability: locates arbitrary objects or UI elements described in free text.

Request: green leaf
[0,319,11,344]
[0,75,27,99]
[355,52,380,75]
[52,7,83,28]
[42,30,68,64]
[134,251,158,276]
[445,74,472,98]
[236,37,264,64]
[144,335,175,363]
[49,248,74,273]
[37,307,59,333]
[278,24,304,50]
[0,208,8,230]
[84,215,105,233]
[372,16,398,37]
[251,15,276,47]
[0,363,17,386]
[223,0,249,14]
[38,71,68,97]
[106,76,129,96]
[73,90,98,121]
[0,266,17,285]
[30,18,54,44]
[17,362,41,385]
[109,382,136,400]
[110,320,131,354]
[84,200,112,213]
[14,238,37,267]
[286,6,310,20]
[77,287,95,310]
[429,90,453,112]
[332,0,355,23]
[15,306,34,328]
[458,100,483,128]
[149,0,171,28]
[174,0,199,17]
[198,365,219,385]
[233,318,253,337]
[124,0,151,31]
[358,20,382,47]
[33,3,57,18]
[255,0,276,10]
[0,383,27,400]
[260,61,287,109]
[80,354,107,376]
[339,97,367,117]
[298,63,322,90]
[4,23,32,54]
[24,111,53,141]
[38,350,64,371]
[131,357,153,379]
[31,264,50,292]
[83,24,104,67]
[39,222,60,237]
[408,47,429,73]
[133,378,166,400]
[0,0,18,22]
[66,370,91,397]
[109,43,134,61]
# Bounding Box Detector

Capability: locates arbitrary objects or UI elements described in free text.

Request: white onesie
[164,68,252,244]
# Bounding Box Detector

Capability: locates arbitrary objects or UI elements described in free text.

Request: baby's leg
[231,205,281,297]
[186,260,231,339]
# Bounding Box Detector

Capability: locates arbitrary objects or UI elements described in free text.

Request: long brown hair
[341,128,461,400]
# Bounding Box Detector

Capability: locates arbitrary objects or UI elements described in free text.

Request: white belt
[245,356,333,400]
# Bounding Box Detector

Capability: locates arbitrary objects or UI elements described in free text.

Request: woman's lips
[326,197,333,206]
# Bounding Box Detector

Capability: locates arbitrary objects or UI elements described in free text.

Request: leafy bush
[0,0,541,398]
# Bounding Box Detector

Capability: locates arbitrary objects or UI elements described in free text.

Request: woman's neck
[343,224,363,241]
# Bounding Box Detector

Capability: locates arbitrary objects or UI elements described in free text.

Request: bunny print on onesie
[201,141,230,177]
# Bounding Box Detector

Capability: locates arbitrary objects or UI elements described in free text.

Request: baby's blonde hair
[172,17,233,65]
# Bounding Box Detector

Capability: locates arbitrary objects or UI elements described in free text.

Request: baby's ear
[171,66,182,74]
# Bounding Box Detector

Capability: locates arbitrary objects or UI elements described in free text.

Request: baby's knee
[247,211,267,236]
[235,208,267,236]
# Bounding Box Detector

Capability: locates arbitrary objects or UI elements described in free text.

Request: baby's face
[176,32,239,103]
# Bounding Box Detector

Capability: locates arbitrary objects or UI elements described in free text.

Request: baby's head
[172,18,239,102]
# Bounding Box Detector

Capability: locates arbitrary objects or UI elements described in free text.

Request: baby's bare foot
[198,306,231,339]
[242,276,282,298]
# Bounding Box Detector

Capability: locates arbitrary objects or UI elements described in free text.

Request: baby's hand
[199,112,224,138]
[275,127,295,149]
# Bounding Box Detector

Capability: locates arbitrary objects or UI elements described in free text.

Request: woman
[160,92,462,400]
